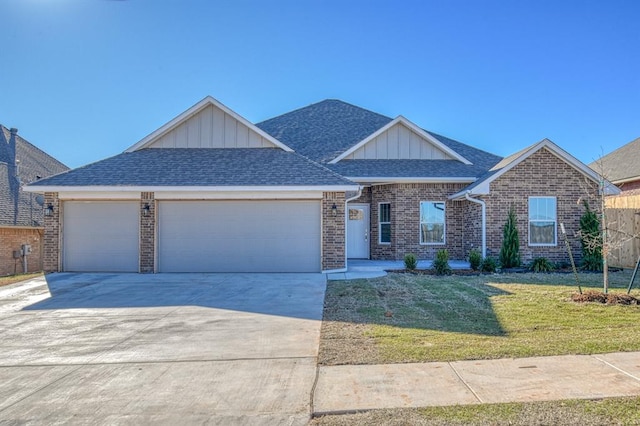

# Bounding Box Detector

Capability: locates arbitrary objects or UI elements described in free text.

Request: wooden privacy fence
[606,207,640,269]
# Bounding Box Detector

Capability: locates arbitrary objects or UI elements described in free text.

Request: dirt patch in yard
[319,321,381,365]
[572,290,640,305]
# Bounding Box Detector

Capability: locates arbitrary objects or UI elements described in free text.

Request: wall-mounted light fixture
[143,203,151,216]
[331,203,337,217]
[44,203,54,217]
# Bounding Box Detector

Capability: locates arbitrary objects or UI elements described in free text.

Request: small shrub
[530,257,555,273]
[499,206,521,268]
[579,200,602,271]
[481,257,498,273]
[404,253,417,271]
[468,249,482,271]
[432,249,451,275]
[555,261,570,270]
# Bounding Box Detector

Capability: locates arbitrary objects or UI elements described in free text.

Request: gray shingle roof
[256,99,502,177]
[589,136,640,183]
[257,100,392,164]
[0,125,69,227]
[28,148,355,187]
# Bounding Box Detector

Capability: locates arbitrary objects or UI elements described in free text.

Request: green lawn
[0,272,43,288]
[319,271,640,365]
[311,396,640,425]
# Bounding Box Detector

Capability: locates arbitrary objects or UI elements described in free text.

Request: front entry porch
[328,259,471,281]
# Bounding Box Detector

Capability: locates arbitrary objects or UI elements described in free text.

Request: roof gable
[126,96,292,152]
[451,138,620,198]
[330,117,471,164]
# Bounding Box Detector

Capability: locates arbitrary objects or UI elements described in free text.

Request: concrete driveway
[0,272,327,425]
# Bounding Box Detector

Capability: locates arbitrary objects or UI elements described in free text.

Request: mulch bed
[572,290,640,305]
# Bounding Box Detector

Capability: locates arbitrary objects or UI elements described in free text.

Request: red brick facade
[322,192,347,271]
[0,227,43,276]
[346,148,601,264]
[43,192,61,273]
[363,183,468,260]
[481,148,599,263]
[140,192,155,273]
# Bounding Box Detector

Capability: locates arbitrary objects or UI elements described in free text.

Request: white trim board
[24,184,360,194]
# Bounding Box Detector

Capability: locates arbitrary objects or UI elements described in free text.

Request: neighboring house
[590,136,640,207]
[25,97,616,273]
[591,136,640,268]
[0,126,69,276]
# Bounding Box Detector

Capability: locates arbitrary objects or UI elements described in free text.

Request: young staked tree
[500,206,521,269]
[579,155,638,294]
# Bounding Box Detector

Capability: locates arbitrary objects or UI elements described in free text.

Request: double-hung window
[529,197,557,245]
[420,201,445,244]
[379,203,391,244]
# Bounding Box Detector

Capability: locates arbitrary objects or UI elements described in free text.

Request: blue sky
[2,0,638,169]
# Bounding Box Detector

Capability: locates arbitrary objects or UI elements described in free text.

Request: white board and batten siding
[148,104,276,149]
[344,122,455,160]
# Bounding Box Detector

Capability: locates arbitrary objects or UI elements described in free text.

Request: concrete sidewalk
[313,352,640,415]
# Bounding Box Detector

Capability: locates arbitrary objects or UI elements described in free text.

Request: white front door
[347,204,370,259]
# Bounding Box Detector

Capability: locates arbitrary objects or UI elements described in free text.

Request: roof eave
[348,176,477,184]
[23,184,359,193]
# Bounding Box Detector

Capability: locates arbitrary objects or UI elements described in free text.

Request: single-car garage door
[63,201,139,272]
[158,200,321,272]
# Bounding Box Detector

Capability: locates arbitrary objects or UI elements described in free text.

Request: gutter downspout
[343,186,364,270]
[465,192,486,258]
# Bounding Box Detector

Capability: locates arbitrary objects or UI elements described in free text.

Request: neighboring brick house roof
[256,99,503,176]
[0,125,68,227]
[589,136,640,184]
[26,148,354,188]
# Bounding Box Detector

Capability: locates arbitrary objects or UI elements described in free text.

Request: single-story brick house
[1,125,69,276]
[25,97,617,273]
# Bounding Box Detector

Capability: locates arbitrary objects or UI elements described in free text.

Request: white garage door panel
[63,202,139,272]
[158,201,321,272]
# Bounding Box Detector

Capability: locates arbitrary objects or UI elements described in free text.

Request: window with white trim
[379,203,391,244]
[529,197,557,245]
[420,201,445,244]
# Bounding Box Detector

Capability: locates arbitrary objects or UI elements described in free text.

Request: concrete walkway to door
[0,273,326,425]
[327,259,471,280]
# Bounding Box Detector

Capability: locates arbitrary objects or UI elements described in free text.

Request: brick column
[43,192,60,272]
[140,192,155,273]
[322,192,346,271]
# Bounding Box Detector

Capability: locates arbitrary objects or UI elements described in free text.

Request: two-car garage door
[62,200,321,272]
[157,200,321,272]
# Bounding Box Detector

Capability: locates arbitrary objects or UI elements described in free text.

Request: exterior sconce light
[331,203,337,217]
[143,203,151,216]
[44,203,54,217]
